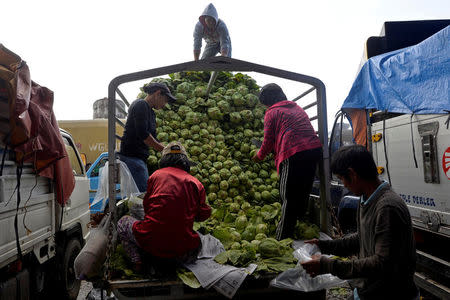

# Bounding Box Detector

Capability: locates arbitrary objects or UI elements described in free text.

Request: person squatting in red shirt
[117,142,211,272]
[252,83,322,240]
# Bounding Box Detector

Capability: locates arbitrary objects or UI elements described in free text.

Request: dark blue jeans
[118,154,149,193]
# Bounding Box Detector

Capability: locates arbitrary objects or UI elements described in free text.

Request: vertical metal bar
[315,85,331,234]
[108,86,117,223]
[367,110,373,153]
[205,71,219,98]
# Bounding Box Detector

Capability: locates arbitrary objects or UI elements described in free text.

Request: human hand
[301,258,321,277]
[304,238,319,246]
[252,153,261,162]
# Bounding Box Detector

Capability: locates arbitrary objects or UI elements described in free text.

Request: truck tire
[61,238,82,300]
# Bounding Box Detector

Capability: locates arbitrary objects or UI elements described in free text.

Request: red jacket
[257,100,322,173]
[132,167,211,258]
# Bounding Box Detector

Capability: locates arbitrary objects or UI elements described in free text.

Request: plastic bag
[74,213,117,280]
[270,233,346,292]
[91,159,140,212]
[127,193,145,220]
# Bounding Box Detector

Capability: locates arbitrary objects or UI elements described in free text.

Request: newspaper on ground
[213,263,257,298]
[183,233,257,299]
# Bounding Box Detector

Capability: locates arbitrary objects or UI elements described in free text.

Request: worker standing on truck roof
[252,83,322,240]
[193,3,232,60]
[117,142,211,272]
[118,83,176,192]
[301,145,419,300]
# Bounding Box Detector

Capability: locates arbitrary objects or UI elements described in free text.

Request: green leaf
[177,269,201,289]
[214,251,229,264]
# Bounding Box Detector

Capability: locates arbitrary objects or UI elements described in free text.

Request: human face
[337,169,363,196]
[154,90,169,110]
[205,16,216,29]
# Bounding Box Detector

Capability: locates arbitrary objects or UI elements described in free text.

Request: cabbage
[258,238,282,258]
[207,107,223,120]
[229,112,242,124]
[235,215,247,232]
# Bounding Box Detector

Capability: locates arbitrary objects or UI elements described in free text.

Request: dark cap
[143,82,176,104]
[258,83,287,106]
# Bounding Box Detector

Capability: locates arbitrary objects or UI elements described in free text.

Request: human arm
[144,134,164,152]
[256,110,276,161]
[320,207,403,279]
[193,22,203,61]
[195,185,211,222]
[302,235,359,277]
[194,50,200,61]
[318,232,360,257]
[217,21,231,57]
[132,101,164,152]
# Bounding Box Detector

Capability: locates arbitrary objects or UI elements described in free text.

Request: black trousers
[276,147,322,240]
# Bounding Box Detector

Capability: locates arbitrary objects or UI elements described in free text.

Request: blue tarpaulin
[342,25,450,114]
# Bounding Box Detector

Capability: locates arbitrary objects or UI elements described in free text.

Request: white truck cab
[0,45,90,300]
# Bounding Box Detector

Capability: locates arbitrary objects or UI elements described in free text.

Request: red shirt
[132,167,211,258]
[257,100,322,173]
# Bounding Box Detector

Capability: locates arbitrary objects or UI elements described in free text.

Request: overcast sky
[2,0,449,127]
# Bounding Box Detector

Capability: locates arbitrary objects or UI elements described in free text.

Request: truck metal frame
[107,56,331,231]
[105,56,332,297]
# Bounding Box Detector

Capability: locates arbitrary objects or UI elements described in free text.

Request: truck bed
[108,274,326,300]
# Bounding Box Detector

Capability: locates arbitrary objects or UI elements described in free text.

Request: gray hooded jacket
[193,3,231,55]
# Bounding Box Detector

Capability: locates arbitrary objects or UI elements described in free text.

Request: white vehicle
[371,114,450,237]
[329,21,450,299]
[0,45,90,300]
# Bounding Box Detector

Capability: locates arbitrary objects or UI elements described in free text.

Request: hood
[199,3,219,28]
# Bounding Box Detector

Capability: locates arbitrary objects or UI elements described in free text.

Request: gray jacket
[193,3,231,54]
[318,184,418,300]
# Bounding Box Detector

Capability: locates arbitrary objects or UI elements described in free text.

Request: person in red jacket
[117,142,211,271]
[252,83,322,240]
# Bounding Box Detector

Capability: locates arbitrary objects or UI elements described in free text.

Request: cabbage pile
[140,71,320,270]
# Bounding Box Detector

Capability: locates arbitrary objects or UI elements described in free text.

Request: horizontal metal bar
[115,117,125,129]
[414,272,450,299]
[293,87,316,102]
[416,250,450,280]
[310,116,318,121]
[302,101,318,111]
[109,57,325,91]
[108,279,182,289]
[116,87,130,107]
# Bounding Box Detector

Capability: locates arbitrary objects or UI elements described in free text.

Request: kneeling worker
[117,142,211,271]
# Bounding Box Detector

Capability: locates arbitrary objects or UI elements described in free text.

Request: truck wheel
[61,238,82,300]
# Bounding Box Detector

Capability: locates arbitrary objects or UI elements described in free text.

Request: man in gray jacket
[301,145,419,300]
[193,3,232,60]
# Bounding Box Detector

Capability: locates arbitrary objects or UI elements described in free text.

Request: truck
[98,57,332,298]
[58,119,124,168]
[0,45,90,299]
[86,152,121,213]
[327,20,450,298]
